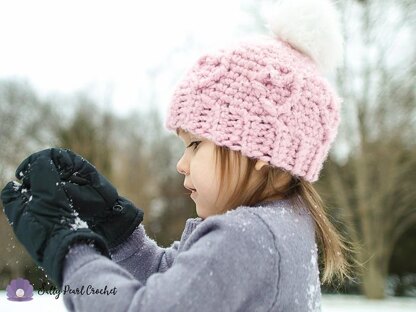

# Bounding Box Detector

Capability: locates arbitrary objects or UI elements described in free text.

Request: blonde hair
[211,143,356,286]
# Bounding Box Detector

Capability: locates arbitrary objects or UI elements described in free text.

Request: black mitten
[37,148,144,249]
[1,152,111,288]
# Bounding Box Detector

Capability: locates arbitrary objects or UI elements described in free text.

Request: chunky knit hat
[165,0,344,183]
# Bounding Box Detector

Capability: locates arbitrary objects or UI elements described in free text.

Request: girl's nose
[176,159,189,176]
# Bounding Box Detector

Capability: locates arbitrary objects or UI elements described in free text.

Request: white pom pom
[264,0,344,74]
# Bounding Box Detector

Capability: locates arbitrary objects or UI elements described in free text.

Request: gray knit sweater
[62,198,321,311]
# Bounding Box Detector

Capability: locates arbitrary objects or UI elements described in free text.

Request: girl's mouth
[184,185,196,192]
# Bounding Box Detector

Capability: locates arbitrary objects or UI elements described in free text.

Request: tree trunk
[360,256,386,299]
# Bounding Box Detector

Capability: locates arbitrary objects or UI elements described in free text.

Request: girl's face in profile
[176,129,239,220]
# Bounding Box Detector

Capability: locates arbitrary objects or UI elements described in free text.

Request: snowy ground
[321,294,416,311]
[0,291,415,311]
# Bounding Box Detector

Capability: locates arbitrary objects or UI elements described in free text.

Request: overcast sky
[0,0,259,118]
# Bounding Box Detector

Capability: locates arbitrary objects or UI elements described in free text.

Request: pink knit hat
[165,0,344,183]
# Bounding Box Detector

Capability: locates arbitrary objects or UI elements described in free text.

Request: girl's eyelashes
[187,141,201,150]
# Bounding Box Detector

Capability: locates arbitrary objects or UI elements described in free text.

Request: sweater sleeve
[62,213,279,312]
[108,225,179,284]
[107,218,201,284]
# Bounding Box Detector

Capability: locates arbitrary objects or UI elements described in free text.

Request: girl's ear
[254,160,269,171]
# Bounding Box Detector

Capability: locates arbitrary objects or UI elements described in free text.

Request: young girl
[1,0,352,311]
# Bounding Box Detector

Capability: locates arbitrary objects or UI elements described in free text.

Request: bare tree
[55,94,115,178]
[322,0,416,299]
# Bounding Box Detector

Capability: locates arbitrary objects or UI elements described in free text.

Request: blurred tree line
[0,0,415,301]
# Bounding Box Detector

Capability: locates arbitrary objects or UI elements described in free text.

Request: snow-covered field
[0,291,415,311]
[321,294,416,311]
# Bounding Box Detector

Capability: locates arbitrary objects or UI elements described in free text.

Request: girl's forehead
[176,128,204,141]
[176,128,186,138]
[176,128,192,137]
